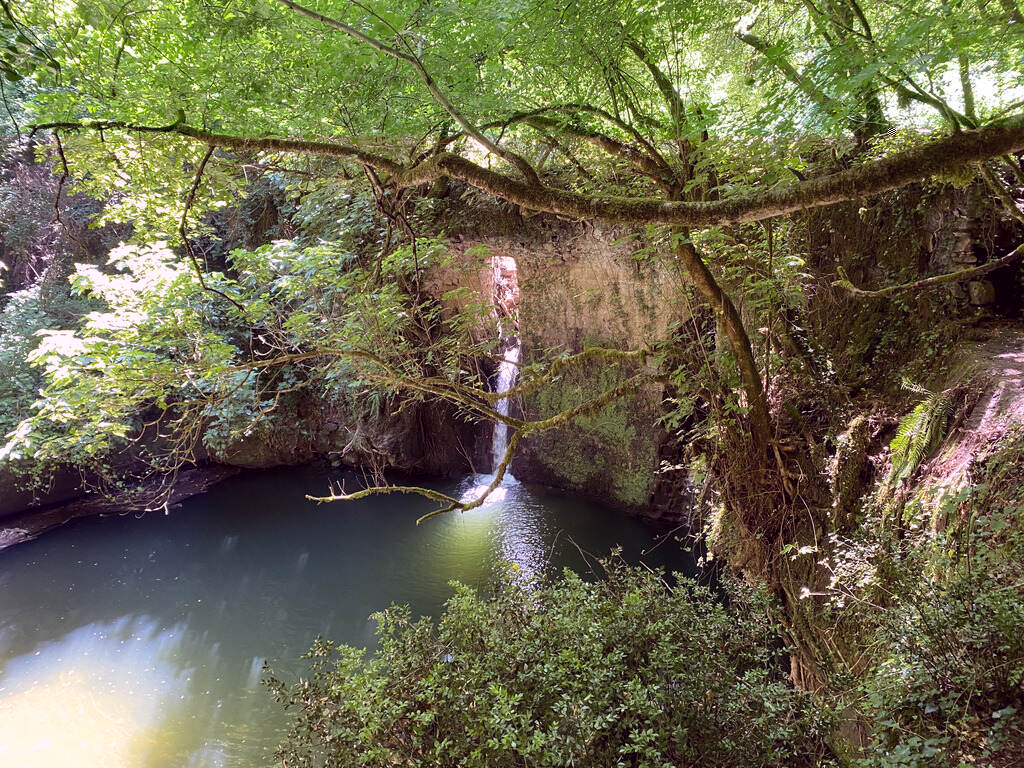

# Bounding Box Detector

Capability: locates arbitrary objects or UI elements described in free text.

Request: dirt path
[922,323,1024,494]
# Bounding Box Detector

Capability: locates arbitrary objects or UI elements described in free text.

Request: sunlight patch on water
[0,617,190,768]
[458,473,519,506]
[0,671,151,768]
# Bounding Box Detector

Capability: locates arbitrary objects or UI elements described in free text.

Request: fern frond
[886,388,954,488]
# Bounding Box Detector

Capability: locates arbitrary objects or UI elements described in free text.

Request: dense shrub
[852,438,1024,768]
[856,556,1024,767]
[0,286,56,436]
[267,562,831,768]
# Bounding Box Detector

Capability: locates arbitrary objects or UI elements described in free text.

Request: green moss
[540,441,603,489]
[526,350,657,508]
[707,502,742,563]
[612,466,652,508]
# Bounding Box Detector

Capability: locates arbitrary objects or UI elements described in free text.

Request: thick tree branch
[306,482,461,509]
[532,104,670,172]
[515,114,671,188]
[886,72,974,130]
[386,114,1024,227]
[979,162,1024,227]
[31,116,407,171]
[623,37,704,187]
[624,38,686,132]
[959,55,977,124]
[490,105,673,182]
[306,430,521,523]
[30,113,1024,229]
[673,232,770,444]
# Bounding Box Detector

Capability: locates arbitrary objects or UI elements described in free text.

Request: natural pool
[0,466,692,768]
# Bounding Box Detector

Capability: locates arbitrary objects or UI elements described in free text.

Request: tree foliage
[0,2,1022,761]
[266,561,831,768]
[0,231,494,477]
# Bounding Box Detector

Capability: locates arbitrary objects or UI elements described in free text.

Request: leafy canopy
[3,0,1024,497]
[7,0,1023,217]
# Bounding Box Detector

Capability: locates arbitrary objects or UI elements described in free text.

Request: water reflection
[456,473,548,581]
[0,466,692,767]
[0,617,190,767]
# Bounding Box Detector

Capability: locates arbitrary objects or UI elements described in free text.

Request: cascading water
[489,254,520,475]
[458,338,520,505]
[458,256,520,505]
[491,339,520,471]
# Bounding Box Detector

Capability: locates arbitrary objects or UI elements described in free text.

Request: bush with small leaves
[266,561,832,768]
[855,534,1024,766]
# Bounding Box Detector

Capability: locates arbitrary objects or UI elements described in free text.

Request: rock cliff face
[211,390,477,478]
[798,183,1023,383]
[210,218,693,514]
[0,467,82,518]
[445,220,691,513]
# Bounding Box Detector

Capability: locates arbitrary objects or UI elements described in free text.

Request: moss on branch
[30,113,1024,230]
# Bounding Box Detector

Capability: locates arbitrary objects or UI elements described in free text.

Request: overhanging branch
[834,241,1024,298]
[30,113,1024,229]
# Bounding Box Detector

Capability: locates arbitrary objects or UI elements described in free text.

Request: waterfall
[457,336,519,505]
[491,339,520,471]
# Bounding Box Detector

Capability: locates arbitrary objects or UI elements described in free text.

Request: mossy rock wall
[449,221,689,512]
[797,181,1022,386]
[212,390,476,478]
[513,352,668,510]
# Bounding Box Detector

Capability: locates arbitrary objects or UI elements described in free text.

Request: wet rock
[446,221,689,512]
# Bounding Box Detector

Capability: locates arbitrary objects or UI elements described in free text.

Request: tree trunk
[672,231,771,445]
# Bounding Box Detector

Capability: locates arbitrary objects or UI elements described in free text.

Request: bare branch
[416,432,521,524]
[179,145,249,314]
[522,374,649,435]
[305,431,522,525]
[306,482,461,507]
[835,241,1024,298]
[50,134,92,257]
[0,79,20,138]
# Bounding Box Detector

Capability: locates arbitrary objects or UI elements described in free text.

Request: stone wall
[0,466,82,519]
[212,390,478,478]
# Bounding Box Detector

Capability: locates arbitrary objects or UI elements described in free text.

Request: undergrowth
[828,428,1024,767]
[267,559,833,768]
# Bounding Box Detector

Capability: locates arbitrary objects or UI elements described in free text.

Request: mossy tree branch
[307,432,522,524]
[29,114,1024,230]
[834,241,1024,298]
